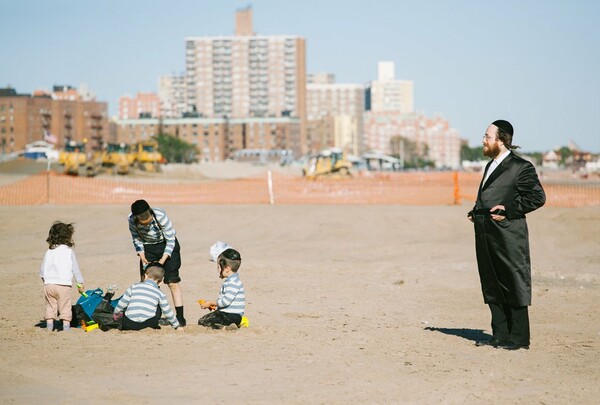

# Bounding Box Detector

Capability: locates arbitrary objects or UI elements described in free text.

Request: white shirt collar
[494,149,511,166]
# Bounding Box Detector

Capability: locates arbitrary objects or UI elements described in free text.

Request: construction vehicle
[100,143,131,175]
[302,148,353,180]
[58,141,87,175]
[133,140,162,172]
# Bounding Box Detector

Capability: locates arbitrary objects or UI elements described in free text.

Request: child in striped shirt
[198,248,246,330]
[114,263,184,331]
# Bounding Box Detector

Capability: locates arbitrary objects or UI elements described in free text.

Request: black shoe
[177,317,187,327]
[501,343,530,351]
[475,338,510,347]
[158,317,170,326]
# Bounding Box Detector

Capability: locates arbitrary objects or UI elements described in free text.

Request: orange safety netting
[0,171,598,207]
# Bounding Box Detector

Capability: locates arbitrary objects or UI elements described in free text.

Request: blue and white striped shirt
[217,273,245,315]
[128,207,177,256]
[114,280,180,328]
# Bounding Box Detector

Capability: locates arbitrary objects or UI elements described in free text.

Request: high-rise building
[362,61,460,168]
[0,86,109,153]
[158,74,186,118]
[184,6,307,155]
[306,73,365,155]
[118,92,161,120]
[366,61,413,114]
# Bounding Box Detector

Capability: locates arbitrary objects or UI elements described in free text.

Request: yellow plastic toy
[81,320,99,332]
[197,299,217,311]
[240,316,249,328]
[85,323,99,332]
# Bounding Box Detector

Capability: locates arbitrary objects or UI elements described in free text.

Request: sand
[0,199,598,404]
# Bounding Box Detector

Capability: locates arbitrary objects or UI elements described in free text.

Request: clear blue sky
[2,0,599,152]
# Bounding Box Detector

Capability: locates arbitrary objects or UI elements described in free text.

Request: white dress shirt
[482,150,511,187]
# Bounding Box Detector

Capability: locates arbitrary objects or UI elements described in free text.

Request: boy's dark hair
[145,262,165,282]
[218,248,241,273]
[46,221,75,249]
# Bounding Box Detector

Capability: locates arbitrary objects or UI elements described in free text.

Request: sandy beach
[0,198,599,404]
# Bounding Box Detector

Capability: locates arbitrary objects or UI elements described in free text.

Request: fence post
[267,170,274,205]
[453,171,461,205]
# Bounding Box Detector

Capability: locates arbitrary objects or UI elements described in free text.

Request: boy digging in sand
[198,248,245,330]
[114,262,184,331]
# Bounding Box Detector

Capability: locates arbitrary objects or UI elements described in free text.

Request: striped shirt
[114,280,180,328]
[128,207,177,256]
[217,273,245,315]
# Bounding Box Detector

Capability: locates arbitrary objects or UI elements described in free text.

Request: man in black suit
[468,120,545,350]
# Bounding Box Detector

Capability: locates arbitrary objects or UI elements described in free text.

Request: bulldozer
[58,141,87,175]
[302,148,353,180]
[100,143,131,175]
[133,140,163,172]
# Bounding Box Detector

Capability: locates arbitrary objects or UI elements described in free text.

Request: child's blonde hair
[145,262,165,282]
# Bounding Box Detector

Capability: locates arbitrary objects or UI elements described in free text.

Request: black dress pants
[489,303,530,345]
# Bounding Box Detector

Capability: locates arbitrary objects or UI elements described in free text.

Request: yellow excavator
[101,143,131,175]
[302,148,353,180]
[133,140,163,172]
[59,141,87,175]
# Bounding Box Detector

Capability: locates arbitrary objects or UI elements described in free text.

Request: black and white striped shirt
[128,207,177,256]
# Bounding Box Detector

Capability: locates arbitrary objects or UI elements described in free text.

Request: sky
[1,0,599,152]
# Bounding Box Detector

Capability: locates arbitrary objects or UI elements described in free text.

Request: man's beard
[483,142,501,158]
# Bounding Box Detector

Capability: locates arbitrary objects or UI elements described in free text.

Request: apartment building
[114,116,301,162]
[118,92,161,120]
[0,87,109,154]
[158,74,186,118]
[184,7,307,155]
[366,61,414,114]
[306,73,365,155]
[363,112,461,169]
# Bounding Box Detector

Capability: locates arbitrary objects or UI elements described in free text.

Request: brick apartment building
[115,116,300,162]
[306,73,365,155]
[0,87,109,154]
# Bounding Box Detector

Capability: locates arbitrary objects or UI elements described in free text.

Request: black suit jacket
[472,152,545,306]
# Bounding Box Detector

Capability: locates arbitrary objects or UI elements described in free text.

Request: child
[199,248,245,329]
[114,262,183,331]
[40,221,85,332]
[128,199,186,326]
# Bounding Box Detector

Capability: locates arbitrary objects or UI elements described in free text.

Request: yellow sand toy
[81,320,99,332]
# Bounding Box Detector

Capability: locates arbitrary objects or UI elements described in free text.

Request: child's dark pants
[198,310,241,329]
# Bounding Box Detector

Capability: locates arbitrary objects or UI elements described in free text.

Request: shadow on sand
[424,327,490,343]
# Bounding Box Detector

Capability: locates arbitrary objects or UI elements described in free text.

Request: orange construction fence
[0,171,598,207]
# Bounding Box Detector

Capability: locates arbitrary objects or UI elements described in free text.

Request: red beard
[483,142,501,158]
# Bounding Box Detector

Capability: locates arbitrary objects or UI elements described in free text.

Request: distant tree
[154,133,198,164]
[460,144,484,161]
[557,146,573,166]
[522,151,543,165]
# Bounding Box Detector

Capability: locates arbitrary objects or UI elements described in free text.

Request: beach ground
[0,201,598,404]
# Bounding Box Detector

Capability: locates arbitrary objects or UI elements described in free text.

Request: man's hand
[490,204,506,221]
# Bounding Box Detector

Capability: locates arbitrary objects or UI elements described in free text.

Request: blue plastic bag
[76,288,121,319]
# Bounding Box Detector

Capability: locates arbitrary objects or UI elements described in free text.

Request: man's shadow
[424,326,490,343]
